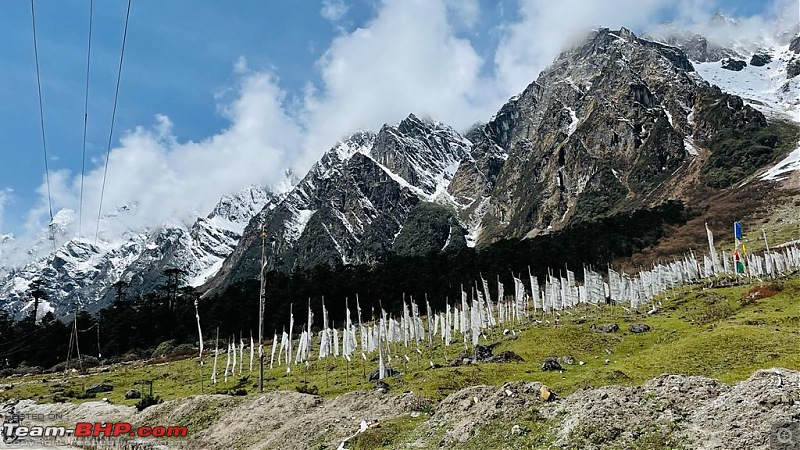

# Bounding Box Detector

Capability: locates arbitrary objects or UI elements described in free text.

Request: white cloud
[444,0,480,29]
[296,0,501,171]
[25,68,302,242]
[15,0,794,261]
[494,0,685,95]
[0,188,10,233]
[649,0,799,51]
[321,0,349,22]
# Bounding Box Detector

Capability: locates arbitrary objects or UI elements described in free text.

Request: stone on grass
[542,357,563,372]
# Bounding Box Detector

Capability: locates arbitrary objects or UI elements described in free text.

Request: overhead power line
[29,0,56,252]
[78,0,94,238]
[95,0,132,244]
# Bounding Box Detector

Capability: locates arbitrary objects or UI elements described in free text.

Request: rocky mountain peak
[371,114,471,197]
[209,183,273,225]
[790,34,800,54]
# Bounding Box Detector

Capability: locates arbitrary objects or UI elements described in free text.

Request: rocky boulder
[721,58,747,71]
[591,323,619,333]
[85,384,113,395]
[542,358,563,372]
[629,323,651,333]
[749,53,772,67]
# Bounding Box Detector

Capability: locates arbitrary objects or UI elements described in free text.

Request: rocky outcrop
[200,26,798,296]
[750,53,772,67]
[645,30,741,62]
[202,120,473,296]
[0,184,273,318]
[13,365,799,449]
[721,58,747,71]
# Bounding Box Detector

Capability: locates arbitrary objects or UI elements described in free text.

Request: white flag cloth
[249,337,254,372]
[706,223,719,275]
[270,331,278,369]
[231,341,237,375]
[193,300,204,357]
[224,342,231,382]
[239,339,244,374]
[211,331,218,384]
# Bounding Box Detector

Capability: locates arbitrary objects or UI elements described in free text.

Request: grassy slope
[1,277,799,448]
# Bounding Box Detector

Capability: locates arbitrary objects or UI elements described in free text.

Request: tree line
[0,200,685,373]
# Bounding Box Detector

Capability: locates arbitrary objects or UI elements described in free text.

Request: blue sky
[0,0,791,239]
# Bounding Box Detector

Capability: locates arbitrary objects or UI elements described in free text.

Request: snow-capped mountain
[650,29,800,121]
[0,184,273,319]
[647,27,800,182]
[203,117,477,295]
[4,24,799,319]
[203,26,800,299]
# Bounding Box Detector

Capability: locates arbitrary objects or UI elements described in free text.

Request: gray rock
[790,34,800,54]
[557,355,575,365]
[591,324,619,333]
[644,30,741,62]
[721,58,747,71]
[788,58,800,79]
[473,344,493,362]
[124,389,141,399]
[85,384,113,394]
[749,53,772,67]
[485,351,524,363]
[629,323,651,333]
[542,358,563,372]
[368,367,399,382]
[374,380,390,394]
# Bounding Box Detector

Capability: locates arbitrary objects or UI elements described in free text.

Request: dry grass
[619,183,798,270]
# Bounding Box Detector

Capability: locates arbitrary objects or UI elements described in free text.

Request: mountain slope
[0,184,272,319]
[201,27,799,299]
[4,26,799,319]
[202,118,475,296]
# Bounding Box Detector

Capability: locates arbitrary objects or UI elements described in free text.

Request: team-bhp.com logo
[2,421,188,439]
[772,422,799,449]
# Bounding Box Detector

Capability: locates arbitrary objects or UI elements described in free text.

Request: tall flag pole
[705,222,719,276]
[211,327,218,385]
[194,299,204,393]
[258,227,267,391]
[733,221,747,275]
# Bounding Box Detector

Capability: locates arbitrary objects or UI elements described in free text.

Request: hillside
[2,25,798,321]
[3,275,799,449]
[201,26,800,300]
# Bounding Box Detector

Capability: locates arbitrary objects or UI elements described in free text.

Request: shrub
[136,394,162,411]
[295,384,319,395]
[169,344,196,357]
[151,340,178,358]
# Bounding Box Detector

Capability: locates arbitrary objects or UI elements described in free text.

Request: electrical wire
[29,0,56,252]
[78,0,94,238]
[95,0,132,244]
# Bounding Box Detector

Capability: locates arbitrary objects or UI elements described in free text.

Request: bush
[151,340,178,359]
[61,388,96,400]
[295,384,319,395]
[169,344,196,357]
[136,394,162,411]
[49,356,100,373]
[702,121,799,188]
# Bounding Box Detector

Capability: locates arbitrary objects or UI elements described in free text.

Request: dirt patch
[743,283,783,300]
[14,368,800,450]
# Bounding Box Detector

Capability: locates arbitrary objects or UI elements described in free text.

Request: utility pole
[258,227,267,392]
